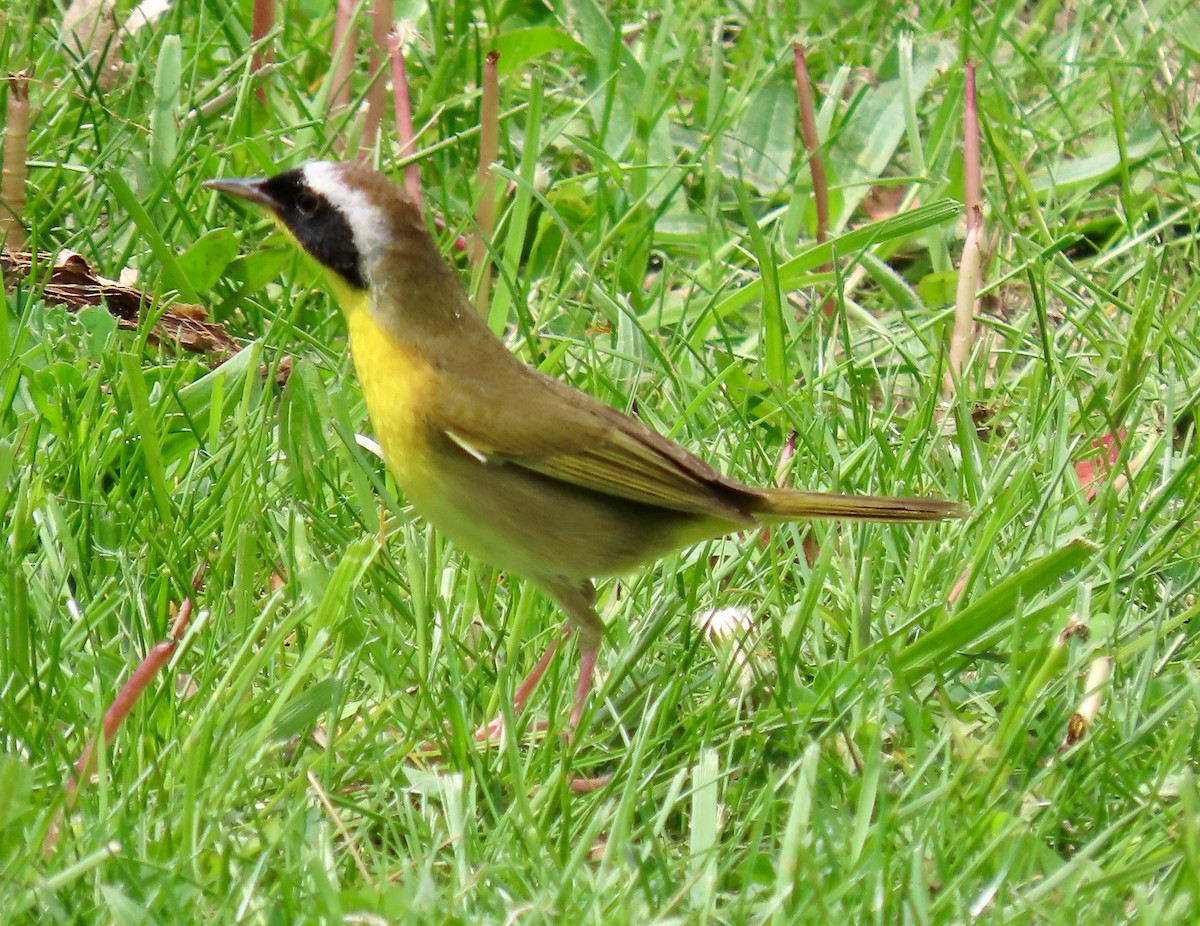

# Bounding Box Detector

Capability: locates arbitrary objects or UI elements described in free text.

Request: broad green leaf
[32,359,84,399]
[76,303,119,357]
[176,227,240,294]
[897,539,1098,679]
[724,77,795,194]
[916,269,959,307]
[829,40,955,230]
[173,340,258,420]
[710,198,960,319]
[490,26,587,76]
[223,247,292,296]
[151,35,182,173]
[1030,124,1164,194]
[158,342,261,466]
[565,0,643,158]
[270,677,344,742]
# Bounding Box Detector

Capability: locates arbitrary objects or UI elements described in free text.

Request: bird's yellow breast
[340,293,437,491]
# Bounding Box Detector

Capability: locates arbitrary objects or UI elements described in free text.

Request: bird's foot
[568,772,613,793]
[474,715,506,743]
[473,714,548,743]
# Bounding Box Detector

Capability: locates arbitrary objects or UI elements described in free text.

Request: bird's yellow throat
[272,213,434,485]
[337,285,439,492]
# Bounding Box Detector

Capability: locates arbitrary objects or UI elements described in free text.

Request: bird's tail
[753,488,966,523]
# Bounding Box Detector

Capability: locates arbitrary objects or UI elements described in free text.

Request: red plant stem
[773,429,798,489]
[962,61,980,230]
[361,0,394,152]
[45,565,206,856]
[944,60,983,396]
[329,0,358,131]
[385,34,466,251]
[71,629,184,785]
[388,30,422,208]
[793,44,828,244]
[250,0,274,103]
[70,568,206,791]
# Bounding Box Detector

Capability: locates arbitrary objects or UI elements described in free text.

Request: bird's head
[205,161,429,298]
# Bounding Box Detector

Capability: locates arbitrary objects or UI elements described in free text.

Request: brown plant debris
[1060,656,1111,752]
[2,249,240,359]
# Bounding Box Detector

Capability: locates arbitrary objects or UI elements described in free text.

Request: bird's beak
[203,177,275,210]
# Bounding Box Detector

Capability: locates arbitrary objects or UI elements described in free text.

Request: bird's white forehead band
[302,162,390,264]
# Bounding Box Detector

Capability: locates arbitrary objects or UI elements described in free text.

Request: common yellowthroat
[206,161,963,742]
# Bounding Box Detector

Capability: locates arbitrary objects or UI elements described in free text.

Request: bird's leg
[554,580,605,731]
[479,580,614,790]
[569,631,600,729]
[475,623,573,742]
[513,625,572,713]
[556,580,614,791]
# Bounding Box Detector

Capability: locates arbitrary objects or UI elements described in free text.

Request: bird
[205,161,964,752]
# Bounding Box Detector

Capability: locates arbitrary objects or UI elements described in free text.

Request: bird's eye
[295,190,320,217]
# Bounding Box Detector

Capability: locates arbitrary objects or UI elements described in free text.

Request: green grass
[3,0,1200,922]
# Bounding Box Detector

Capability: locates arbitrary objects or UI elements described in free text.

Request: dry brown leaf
[125,0,172,35]
[62,0,171,89]
[62,0,124,90]
[2,249,240,359]
[1060,656,1111,752]
[861,185,914,222]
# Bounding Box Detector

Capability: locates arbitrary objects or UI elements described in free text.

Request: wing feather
[440,371,759,525]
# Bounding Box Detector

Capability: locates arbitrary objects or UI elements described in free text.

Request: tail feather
[754,488,966,523]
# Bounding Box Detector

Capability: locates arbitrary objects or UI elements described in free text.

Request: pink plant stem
[793,45,835,318]
[44,566,206,856]
[793,44,828,244]
[250,0,275,103]
[329,0,358,151]
[361,0,394,152]
[470,51,500,318]
[388,30,422,208]
[962,61,981,227]
[944,60,983,397]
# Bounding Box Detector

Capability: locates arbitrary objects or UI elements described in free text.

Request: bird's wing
[438,367,760,524]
